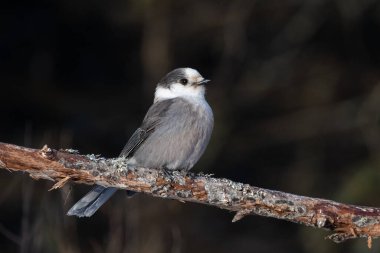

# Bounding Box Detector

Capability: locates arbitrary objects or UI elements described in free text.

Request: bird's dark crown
[157,68,189,88]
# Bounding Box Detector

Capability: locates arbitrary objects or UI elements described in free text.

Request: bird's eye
[180,78,188,85]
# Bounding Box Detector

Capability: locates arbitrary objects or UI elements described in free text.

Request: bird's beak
[197,79,210,85]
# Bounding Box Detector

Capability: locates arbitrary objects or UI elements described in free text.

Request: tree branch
[0,142,379,245]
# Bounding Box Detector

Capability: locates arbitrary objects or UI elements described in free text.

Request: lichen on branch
[0,142,379,245]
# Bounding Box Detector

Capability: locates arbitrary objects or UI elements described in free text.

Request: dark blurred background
[1,0,380,252]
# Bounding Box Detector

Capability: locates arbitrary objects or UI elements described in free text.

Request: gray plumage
[67,186,117,217]
[123,97,213,170]
[67,68,213,217]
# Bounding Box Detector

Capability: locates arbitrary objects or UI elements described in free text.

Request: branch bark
[0,142,379,245]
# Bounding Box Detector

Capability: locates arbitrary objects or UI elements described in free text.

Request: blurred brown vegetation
[1,0,380,252]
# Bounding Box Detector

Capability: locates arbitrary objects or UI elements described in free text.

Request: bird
[67,67,214,217]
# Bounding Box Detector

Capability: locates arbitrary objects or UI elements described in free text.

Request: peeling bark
[0,142,379,244]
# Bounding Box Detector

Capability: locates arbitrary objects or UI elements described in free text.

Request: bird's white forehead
[184,68,202,78]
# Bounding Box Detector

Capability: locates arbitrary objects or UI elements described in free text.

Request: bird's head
[155,68,210,102]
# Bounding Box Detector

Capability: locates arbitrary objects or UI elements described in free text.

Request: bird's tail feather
[67,185,117,217]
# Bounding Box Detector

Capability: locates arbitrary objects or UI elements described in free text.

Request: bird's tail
[67,185,117,217]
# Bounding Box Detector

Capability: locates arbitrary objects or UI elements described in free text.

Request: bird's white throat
[154,83,206,102]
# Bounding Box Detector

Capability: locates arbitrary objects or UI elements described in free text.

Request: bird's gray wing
[67,99,178,218]
[120,98,176,157]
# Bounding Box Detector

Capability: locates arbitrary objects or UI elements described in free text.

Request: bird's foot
[160,168,189,186]
[161,167,174,178]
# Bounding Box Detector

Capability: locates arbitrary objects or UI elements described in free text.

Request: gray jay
[67,68,214,217]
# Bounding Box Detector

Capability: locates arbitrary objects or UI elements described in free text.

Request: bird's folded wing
[119,98,177,157]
